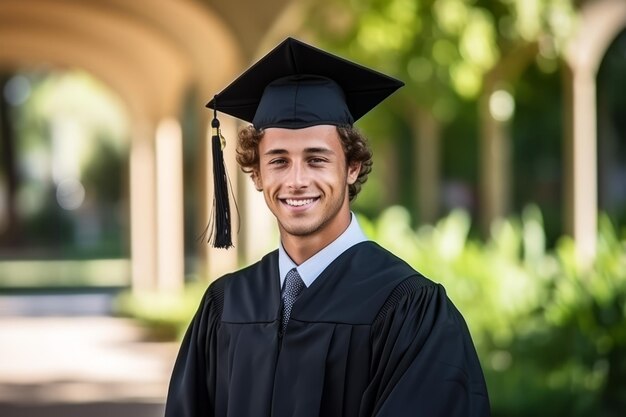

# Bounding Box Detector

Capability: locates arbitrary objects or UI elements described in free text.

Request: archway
[563,0,626,263]
[0,70,131,288]
[0,0,243,292]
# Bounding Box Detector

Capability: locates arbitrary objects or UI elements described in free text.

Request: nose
[286,161,309,190]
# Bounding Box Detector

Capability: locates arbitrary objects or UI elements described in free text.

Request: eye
[269,158,287,166]
[308,157,328,165]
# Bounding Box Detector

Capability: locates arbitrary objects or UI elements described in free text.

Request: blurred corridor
[1,1,625,416]
[0,293,178,417]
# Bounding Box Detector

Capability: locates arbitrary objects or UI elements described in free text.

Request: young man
[165,38,490,417]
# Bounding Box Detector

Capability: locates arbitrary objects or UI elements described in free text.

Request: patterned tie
[281,268,305,335]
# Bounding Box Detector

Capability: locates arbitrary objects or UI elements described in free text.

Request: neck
[280,211,351,265]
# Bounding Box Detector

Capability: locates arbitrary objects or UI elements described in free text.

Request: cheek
[258,169,282,191]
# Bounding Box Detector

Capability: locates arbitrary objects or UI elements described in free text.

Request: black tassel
[209,102,233,248]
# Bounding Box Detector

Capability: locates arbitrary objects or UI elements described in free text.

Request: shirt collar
[278,212,368,289]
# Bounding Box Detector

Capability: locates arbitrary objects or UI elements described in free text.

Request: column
[479,89,512,234]
[129,121,157,293]
[564,67,597,265]
[155,118,185,292]
[413,107,440,224]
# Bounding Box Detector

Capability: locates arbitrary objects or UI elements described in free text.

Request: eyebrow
[263,149,288,156]
[263,147,334,156]
[304,147,334,155]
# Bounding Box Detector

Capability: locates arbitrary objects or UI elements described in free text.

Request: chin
[280,223,320,237]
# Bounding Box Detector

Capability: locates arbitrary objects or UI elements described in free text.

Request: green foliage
[0,258,130,288]
[306,0,576,108]
[115,281,207,341]
[305,0,578,232]
[511,65,564,244]
[361,206,626,416]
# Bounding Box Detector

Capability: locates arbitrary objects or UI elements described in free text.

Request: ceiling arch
[566,0,626,74]
[96,0,243,95]
[0,0,243,121]
[0,27,150,121]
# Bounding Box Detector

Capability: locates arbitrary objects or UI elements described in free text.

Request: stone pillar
[413,107,441,224]
[561,0,626,265]
[563,66,598,264]
[479,88,512,234]
[155,117,185,292]
[129,121,157,293]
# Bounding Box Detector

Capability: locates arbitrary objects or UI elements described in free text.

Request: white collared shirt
[278,213,368,289]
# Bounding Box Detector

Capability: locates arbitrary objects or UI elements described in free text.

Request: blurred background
[0,0,624,416]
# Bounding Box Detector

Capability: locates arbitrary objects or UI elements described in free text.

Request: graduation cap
[206,37,404,248]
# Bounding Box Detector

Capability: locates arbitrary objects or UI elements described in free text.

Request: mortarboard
[207,37,404,129]
[206,37,404,248]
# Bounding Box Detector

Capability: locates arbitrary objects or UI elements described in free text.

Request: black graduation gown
[165,241,490,417]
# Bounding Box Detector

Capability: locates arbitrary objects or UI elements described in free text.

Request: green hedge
[362,206,626,417]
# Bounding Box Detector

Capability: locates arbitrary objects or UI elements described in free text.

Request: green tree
[306,0,576,227]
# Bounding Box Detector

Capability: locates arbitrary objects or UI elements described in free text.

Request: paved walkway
[0,294,180,417]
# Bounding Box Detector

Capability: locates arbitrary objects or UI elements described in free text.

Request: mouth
[282,197,319,207]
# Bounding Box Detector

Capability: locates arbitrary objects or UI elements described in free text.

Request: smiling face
[253,125,361,251]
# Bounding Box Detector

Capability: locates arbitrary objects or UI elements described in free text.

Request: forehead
[260,125,343,153]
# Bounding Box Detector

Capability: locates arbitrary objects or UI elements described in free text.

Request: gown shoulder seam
[207,280,226,318]
[373,275,434,324]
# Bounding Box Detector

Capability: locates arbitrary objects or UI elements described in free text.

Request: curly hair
[236,125,373,201]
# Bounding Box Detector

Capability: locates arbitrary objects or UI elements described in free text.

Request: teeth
[285,198,315,207]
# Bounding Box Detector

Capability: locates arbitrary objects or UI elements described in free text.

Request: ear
[251,170,263,191]
[346,162,361,185]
